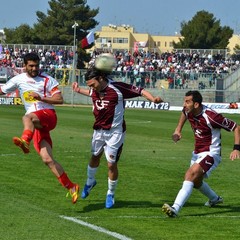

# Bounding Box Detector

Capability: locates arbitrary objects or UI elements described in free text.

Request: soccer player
[162,90,240,217]
[72,66,163,208]
[0,52,79,204]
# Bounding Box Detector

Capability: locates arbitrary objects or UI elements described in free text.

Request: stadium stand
[1,45,240,105]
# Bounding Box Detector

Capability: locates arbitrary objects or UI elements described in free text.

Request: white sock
[172,180,194,213]
[198,181,218,201]
[86,165,98,186]
[107,178,118,195]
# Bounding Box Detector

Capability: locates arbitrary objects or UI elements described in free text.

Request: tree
[173,11,233,49]
[33,0,99,68]
[4,24,35,44]
[33,0,98,45]
[4,0,99,68]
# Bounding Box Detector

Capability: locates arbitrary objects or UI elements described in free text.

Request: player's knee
[41,154,53,165]
[194,180,203,188]
[185,169,199,181]
[32,119,42,129]
[108,162,117,172]
[22,114,31,122]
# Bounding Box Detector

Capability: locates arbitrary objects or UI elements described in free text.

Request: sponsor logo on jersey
[195,129,203,138]
[95,100,110,110]
[23,91,38,103]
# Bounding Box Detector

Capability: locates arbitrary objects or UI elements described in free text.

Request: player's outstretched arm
[72,82,90,96]
[230,125,240,161]
[141,89,163,103]
[172,112,187,143]
[29,92,63,104]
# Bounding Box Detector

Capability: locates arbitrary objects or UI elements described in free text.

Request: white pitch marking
[60,215,133,240]
[128,120,151,124]
[0,153,17,156]
[65,215,240,220]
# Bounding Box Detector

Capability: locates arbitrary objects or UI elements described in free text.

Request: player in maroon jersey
[72,66,163,208]
[162,90,240,217]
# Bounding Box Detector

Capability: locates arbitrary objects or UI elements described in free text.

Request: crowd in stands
[89,49,240,89]
[0,46,74,79]
[1,45,240,89]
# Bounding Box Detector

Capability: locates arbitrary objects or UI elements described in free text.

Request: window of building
[113,38,128,44]
[169,42,173,47]
[96,37,112,44]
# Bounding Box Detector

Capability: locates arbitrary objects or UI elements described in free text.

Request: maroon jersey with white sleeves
[90,80,143,131]
[184,105,237,154]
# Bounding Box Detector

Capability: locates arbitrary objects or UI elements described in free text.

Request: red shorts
[32,109,57,153]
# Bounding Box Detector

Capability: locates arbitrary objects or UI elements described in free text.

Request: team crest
[95,100,109,110]
[222,118,231,128]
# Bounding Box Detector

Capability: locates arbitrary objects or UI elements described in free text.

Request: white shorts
[91,128,126,163]
[190,151,221,178]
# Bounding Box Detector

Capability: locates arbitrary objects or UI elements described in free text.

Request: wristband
[233,144,240,151]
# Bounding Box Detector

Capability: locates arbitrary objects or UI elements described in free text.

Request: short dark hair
[23,52,40,65]
[85,66,108,81]
[185,90,203,104]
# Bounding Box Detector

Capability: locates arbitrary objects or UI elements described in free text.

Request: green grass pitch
[1,105,240,240]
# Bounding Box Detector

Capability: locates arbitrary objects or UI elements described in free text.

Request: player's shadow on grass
[160,199,240,217]
[78,200,161,213]
[183,202,240,217]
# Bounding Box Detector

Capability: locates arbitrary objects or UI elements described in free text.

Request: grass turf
[1,105,240,240]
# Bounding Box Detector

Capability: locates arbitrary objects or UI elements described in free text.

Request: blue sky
[1,0,240,36]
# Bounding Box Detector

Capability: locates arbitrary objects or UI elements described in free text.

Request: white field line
[59,214,240,240]
[128,121,151,124]
[60,215,133,240]
[60,149,177,153]
[62,215,240,220]
[0,153,17,156]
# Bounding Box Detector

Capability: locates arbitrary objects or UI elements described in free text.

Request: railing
[174,48,228,57]
[44,68,230,91]
[223,68,240,90]
[1,44,74,51]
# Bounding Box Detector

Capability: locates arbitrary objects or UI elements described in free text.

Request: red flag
[81,31,95,48]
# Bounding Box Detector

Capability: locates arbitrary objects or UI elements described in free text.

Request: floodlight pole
[72,21,79,83]
[71,21,79,106]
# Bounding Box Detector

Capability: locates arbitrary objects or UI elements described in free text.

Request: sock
[172,180,194,213]
[21,129,33,143]
[86,165,98,186]
[107,178,118,195]
[198,181,218,201]
[58,172,74,189]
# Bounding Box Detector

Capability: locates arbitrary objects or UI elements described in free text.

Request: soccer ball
[94,53,116,72]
